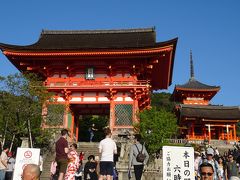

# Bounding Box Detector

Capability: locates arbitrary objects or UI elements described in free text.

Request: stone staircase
[40,139,235,180]
[40,141,162,180]
[40,142,100,179]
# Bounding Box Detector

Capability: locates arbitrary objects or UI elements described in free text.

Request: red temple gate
[0,28,177,140]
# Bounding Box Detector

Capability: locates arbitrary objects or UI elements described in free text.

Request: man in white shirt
[98,128,117,180]
[0,146,9,180]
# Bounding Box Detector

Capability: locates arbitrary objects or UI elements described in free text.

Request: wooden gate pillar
[109,100,115,131]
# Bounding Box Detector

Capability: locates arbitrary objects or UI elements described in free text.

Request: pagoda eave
[174,87,220,92]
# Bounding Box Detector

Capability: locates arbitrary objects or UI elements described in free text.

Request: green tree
[0,73,64,151]
[151,92,175,112]
[136,107,177,155]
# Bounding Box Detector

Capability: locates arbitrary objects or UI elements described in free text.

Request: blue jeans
[90,132,94,142]
[0,169,6,180]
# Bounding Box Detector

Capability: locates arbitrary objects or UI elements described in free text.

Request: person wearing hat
[55,129,69,180]
[197,148,222,180]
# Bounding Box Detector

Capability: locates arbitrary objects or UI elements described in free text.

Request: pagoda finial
[190,49,195,79]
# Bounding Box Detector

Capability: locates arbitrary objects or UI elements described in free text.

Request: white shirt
[99,137,117,162]
[6,157,15,172]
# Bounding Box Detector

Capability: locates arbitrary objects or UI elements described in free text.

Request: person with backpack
[128,134,149,180]
[225,153,240,180]
[197,147,222,180]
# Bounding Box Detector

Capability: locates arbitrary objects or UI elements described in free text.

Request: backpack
[135,144,146,163]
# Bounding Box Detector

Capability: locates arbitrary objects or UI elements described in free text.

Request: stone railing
[167,138,237,147]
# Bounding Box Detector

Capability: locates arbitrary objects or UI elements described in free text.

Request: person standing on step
[55,129,69,180]
[226,153,240,180]
[88,124,98,142]
[65,143,79,180]
[128,134,149,180]
[0,145,9,180]
[197,147,222,180]
[98,128,117,180]
[5,151,15,180]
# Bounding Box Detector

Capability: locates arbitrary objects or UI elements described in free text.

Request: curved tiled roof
[0,27,174,51]
[175,78,220,91]
[179,104,240,120]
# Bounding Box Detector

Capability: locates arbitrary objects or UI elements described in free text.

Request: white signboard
[163,146,194,180]
[13,148,40,180]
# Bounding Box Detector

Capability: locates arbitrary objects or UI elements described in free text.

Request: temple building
[0,27,177,140]
[172,51,240,142]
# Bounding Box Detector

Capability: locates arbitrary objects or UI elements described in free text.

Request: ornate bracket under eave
[61,89,72,101]
[106,88,117,100]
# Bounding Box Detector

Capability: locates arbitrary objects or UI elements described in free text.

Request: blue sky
[0,1,240,106]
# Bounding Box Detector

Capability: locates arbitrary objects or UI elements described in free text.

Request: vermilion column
[133,99,139,123]
[109,100,115,131]
[226,125,229,143]
[233,124,237,141]
[203,126,206,139]
[76,120,79,142]
[207,124,211,142]
[191,122,195,139]
[71,113,74,141]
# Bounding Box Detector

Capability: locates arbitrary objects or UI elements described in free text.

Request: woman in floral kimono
[65,143,80,180]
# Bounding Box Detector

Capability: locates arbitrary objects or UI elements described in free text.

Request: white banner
[13,148,40,180]
[163,146,194,180]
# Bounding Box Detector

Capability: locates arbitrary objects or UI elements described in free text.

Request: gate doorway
[70,104,110,142]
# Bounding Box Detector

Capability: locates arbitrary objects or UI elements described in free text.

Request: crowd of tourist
[3,127,240,180]
[53,128,149,180]
[0,127,150,180]
[0,145,40,180]
[195,146,240,180]
[53,128,116,180]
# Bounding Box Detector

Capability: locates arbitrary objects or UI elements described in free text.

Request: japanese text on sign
[163,146,194,180]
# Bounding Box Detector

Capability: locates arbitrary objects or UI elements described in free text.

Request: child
[50,160,58,180]
[84,155,98,180]
[75,161,84,180]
